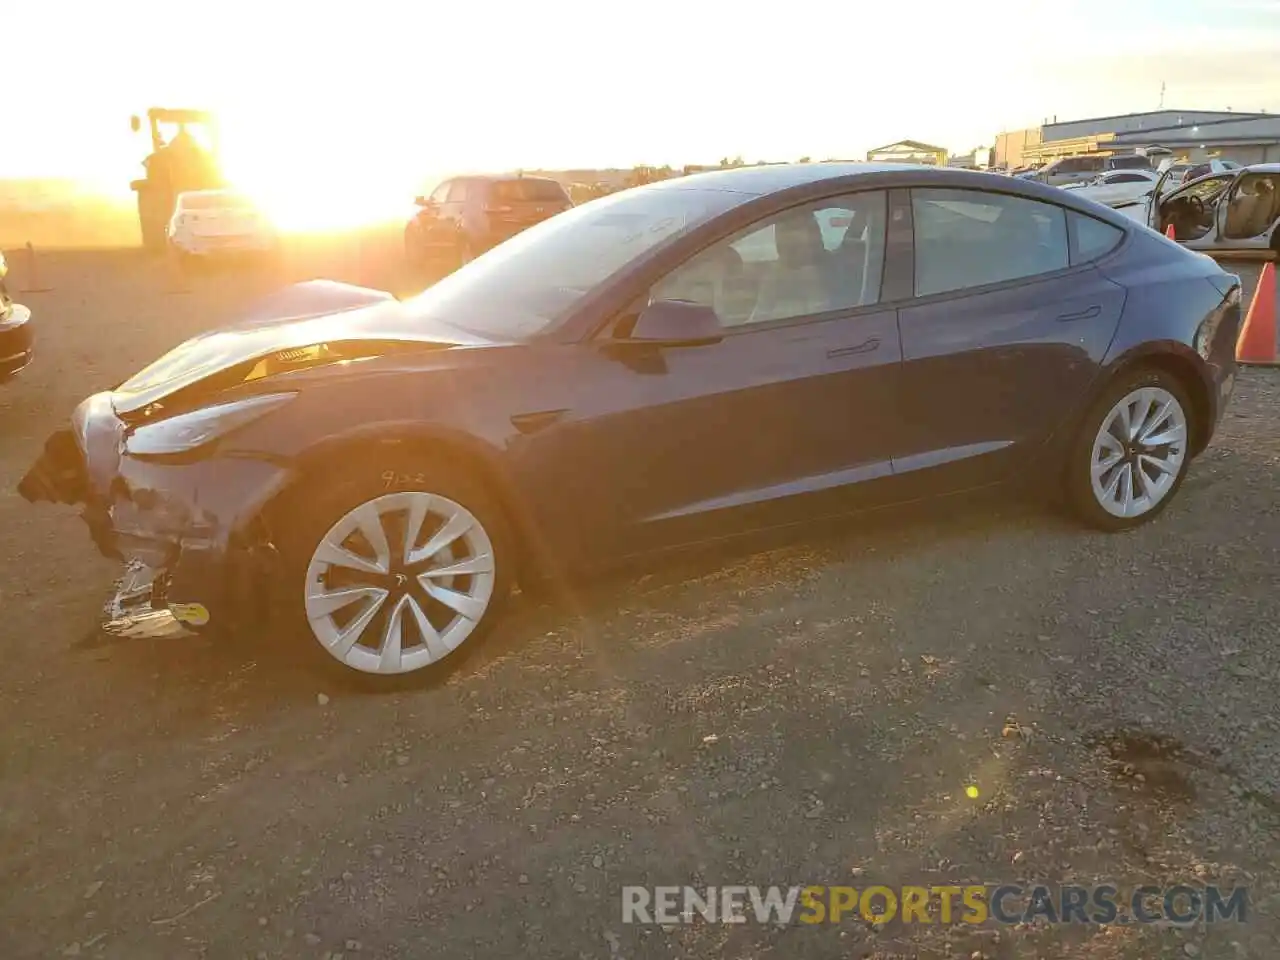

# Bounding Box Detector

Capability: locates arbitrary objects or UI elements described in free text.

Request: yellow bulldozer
[130,108,225,252]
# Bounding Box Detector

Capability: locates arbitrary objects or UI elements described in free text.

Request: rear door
[893,188,1127,492]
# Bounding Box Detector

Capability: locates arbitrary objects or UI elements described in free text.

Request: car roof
[639,162,1137,219]
[1243,163,1280,174]
[633,161,888,194]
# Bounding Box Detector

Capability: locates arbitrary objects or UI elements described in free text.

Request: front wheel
[272,458,514,684]
[1065,368,1194,531]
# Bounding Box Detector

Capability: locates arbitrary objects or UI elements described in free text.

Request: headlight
[0,251,7,278]
[125,393,295,457]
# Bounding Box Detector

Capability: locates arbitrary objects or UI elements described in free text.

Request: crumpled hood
[111,280,493,414]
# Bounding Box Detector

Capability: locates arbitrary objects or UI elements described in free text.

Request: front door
[1150,173,1235,245]
[517,190,907,562]
[894,188,1127,492]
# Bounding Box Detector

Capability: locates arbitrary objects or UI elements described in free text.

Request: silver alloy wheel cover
[1089,385,1188,519]
[304,491,496,674]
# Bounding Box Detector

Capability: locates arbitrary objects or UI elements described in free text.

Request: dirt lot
[1,245,1278,960]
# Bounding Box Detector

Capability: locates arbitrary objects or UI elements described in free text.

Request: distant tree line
[570,155,829,203]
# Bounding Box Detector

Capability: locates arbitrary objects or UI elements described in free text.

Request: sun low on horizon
[5,0,1279,237]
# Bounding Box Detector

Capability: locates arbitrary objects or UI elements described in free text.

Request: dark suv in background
[405,174,573,271]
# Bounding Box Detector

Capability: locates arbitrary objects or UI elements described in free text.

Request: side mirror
[414,195,430,207]
[130,114,142,133]
[630,299,722,345]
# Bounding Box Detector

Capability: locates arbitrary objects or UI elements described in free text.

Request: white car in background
[1060,169,1160,207]
[167,189,279,265]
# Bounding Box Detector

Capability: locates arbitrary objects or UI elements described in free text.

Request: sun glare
[215,119,422,233]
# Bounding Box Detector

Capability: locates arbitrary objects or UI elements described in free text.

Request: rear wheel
[1065,368,1194,531]
[272,457,514,684]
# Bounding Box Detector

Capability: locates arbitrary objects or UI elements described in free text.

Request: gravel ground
[0,247,1277,960]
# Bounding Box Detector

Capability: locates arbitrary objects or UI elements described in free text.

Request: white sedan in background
[167,189,279,265]
[1060,169,1159,207]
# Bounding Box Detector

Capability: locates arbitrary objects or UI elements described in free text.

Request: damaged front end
[17,279,472,638]
[18,391,286,636]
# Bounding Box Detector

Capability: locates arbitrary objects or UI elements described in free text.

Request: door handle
[1056,305,1102,322]
[827,337,880,359]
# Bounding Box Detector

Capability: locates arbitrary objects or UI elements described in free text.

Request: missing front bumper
[19,404,290,639]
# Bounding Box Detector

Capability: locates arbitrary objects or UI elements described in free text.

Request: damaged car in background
[1117,162,1280,257]
[19,164,1243,684]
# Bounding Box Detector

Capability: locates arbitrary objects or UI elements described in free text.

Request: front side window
[429,182,452,204]
[912,189,1069,297]
[649,191,888,328]
[447,181,470,202]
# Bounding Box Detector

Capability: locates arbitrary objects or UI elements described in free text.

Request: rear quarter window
[1069,211,1125,264]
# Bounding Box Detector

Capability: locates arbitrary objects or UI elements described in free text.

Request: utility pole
[1159,81,1166,109]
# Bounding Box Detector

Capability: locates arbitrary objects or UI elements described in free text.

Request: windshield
[402,185,749,339]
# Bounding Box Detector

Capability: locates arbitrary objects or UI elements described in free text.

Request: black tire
[1064,366,1195,532]
[269,453,515,687]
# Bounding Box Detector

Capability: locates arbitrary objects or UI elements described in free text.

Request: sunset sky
[6,0,1278,225]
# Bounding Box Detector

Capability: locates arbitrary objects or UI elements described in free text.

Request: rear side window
[1107,173,1150,184]
[492,179,569,203]
[1069,212,1124,264]
[911,189,1069,296]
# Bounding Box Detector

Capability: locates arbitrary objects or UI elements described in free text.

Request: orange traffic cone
[1165,223,1177,241]
[19,241,52,292]
[1236,261,1277,365]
